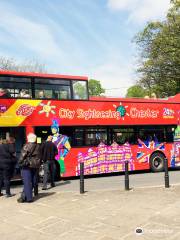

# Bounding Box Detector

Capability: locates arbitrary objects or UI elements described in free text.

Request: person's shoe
[42,187,47,190]
[5,193,15,198]
[34,187,38,196]
[0,193,3,197]
[51,183,55,188]
[17,197,26,203]
[26,200,33,203]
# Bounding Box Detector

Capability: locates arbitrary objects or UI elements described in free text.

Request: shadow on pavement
[34,192,56,201]
[55,180,71,186]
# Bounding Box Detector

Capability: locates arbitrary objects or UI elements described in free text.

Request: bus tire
[150,152,165,172]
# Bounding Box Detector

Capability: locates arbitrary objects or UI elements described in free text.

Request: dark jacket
[40,141,58,163]
[19,143,41,168]
[0,143,16,166]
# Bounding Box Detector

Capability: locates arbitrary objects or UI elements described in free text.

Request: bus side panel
[64,147,90,177]
[63,143,175,177]
[63,145,150,178]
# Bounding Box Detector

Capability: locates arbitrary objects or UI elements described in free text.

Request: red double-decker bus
[0,70,179,178]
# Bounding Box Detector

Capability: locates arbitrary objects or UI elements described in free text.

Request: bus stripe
[0,99,41,127]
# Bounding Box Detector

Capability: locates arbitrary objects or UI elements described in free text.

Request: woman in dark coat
[0,137,17,197]
[18,133,41,203]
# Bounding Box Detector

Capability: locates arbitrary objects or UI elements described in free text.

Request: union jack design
[137,138,165,163]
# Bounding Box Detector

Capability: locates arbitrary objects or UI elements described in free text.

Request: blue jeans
[21,168,38,201]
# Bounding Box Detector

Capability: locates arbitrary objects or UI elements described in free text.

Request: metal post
[164,157,169,188]
[80,162,84,194]
[125,160,129,190]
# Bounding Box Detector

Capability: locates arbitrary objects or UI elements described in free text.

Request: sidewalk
[1,181,180,240]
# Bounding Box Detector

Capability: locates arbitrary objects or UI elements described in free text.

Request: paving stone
[1,183,180,240]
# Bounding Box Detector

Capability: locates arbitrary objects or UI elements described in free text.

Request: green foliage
[73,82,87,99]
[126,85,147,98]
[88,79,105,96]
[134,0,180,97]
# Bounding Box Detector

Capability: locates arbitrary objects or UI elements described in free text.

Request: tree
[73,82,87,99]
[0,57,46,73]
[134,0,180,97]
[126,85,147,98]
[88,79,105,96]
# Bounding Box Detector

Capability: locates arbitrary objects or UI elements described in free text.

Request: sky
[0,0,171,96]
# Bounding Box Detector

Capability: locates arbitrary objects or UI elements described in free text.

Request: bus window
[36,90,45,99]
[0,88,11,98]
[85,128,107,146]
[34,78,71,99]
[0,76,32,98]
[72,80,88,100]
[138,127,165,143]
[19,89,31,98]
[166,126,175,142]
[73,128,84,146]
[35,89,52,99]
[111,128,136,145]
[53,85,71,99]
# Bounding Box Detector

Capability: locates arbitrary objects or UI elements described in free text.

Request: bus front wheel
[150,152,165,172]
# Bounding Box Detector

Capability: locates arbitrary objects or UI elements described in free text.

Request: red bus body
[0,70,179,177]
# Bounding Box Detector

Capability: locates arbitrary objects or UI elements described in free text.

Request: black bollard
[164,157,170,188]
[125,160,129,190]
[80,162,85,194]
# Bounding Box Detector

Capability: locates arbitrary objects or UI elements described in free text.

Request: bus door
[35,126,51,144]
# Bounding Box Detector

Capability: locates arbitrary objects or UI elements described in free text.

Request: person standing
[0,88,10,98]
[8,137,17,178]
[18,133,41,203]
[0,138,16,197]
[41,135,58,190]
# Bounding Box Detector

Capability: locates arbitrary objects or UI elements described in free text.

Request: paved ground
[1,172,180,240]
[11,169,180,192]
